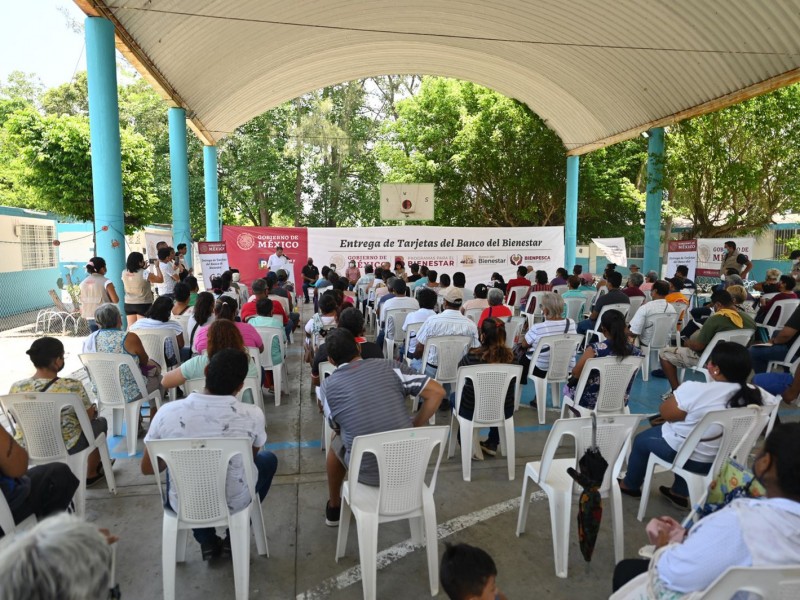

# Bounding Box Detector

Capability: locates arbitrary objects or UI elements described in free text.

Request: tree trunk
[293,155,303,227]
[259,206,270,227]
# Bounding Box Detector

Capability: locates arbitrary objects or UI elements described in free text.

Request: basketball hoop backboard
[380,183,434,221]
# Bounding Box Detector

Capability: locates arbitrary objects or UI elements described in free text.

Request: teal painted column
[169,107,192,267]
[643,127,665,275]
[85,17,125,312]
[564,155,579,270]
[203,145,220,241]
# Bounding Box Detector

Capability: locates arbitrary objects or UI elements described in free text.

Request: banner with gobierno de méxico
[696,237,755,278]
[223,225,564,291]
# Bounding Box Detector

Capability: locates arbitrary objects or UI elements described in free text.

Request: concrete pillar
[203,145,220,241]
[643,127,665,274]
[169,107,192,267]
[564,155,579,270]
[85,17,125,312]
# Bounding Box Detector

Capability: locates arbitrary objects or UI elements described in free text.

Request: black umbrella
[567,413,608,562]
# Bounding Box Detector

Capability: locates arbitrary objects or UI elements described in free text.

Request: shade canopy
[75,0,800,154]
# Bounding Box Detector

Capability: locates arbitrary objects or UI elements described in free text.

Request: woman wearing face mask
[345,260,361,291]
[611,421,800,597]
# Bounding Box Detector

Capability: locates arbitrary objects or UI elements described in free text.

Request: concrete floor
[10,305,798,600]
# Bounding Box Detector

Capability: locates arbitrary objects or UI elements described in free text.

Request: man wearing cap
[412,287,480,381]
[267,245,289,273]
[375,278,419,348]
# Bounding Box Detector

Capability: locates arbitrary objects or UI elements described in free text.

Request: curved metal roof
[75,0,800,154]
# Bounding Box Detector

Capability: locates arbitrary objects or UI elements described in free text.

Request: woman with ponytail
[79,257,118,332]
[193,295,263,355]
[564,309,641,410]
[456,317,518,457]
[619,342,776,508]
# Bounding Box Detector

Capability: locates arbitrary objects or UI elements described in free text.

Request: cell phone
[149,258,156,265]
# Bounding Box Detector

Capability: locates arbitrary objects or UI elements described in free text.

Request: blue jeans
[192,450,279,544]
[753,372,793,395]
[749,343,789,374]
[576,318,595,335]
[622,425,710,497]
[302,282,311,301]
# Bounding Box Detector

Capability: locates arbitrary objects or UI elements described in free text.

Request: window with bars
[19,224,56,269]
[628,245,644,258]
[774,229,800,259]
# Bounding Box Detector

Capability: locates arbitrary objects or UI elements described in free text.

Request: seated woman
[304,292,339,359]
[530,270,552,293]
[454,318,517,457]
[171,281,193,318]
[611,422,800,597]
[755,275,797,326]
[477,288,512,328]
[461,283,489,314]
[184,275,200,307]
[83,303,162,422]
[186,291,215,355]
[10,337,109,485]
[563,309,641,411]
[194,295,264,355]
[130,295,187,363]
[249,298,284,390]
[518,292,577,387]
[619,342,773,507]
[162,320,260,404]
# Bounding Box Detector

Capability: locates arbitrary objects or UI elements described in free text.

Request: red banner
[222,226,309,288]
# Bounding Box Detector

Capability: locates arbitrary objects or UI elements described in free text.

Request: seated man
[505,266,531,306]
[622,272,646,297]
[320,329,445,526]
[401,287,439,360]
[755,275,797,326]
[658,290,755,394]
[376,279,419,348]
[142,349,278,560]
[749,304,800,373]
[576,271,630,336]
[627,279,675,347]
[673,264,697,290]
[312,307,383,386]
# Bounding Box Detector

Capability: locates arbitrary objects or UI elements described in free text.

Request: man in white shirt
[412,286,480,374]
[627,279,675,346]
[401,287,438,360]
[267,245,289,273]
[157,246,181,298]
[142,349,278,560]
[376,279,419,348]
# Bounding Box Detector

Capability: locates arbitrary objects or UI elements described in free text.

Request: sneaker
[479,440,498,457]
[659,485,689,509]
[200,536,223,561]
[325,501,341,527]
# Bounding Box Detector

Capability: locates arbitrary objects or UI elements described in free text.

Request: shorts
[124,303,151,316]
[658,346,700,369]
[330,433,348,468]
[68,417,109,454]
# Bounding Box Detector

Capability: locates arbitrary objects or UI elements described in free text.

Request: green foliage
[666,85,800,238]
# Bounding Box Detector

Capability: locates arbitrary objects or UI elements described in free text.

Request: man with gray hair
[623,271,646,298]
[0,514,116,599]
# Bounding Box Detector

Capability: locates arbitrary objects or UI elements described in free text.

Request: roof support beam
[564,155,579,271]
[169,108,192,268]
[643,128,665,275]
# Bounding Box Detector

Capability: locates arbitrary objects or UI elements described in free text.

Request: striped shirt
[415,309,481,365]
[525,318,578,370]
[321,359,430,485]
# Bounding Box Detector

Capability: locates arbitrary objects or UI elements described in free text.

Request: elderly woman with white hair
[640,270,658,292]
[477,287,512,328]
[83,303,163,423]
[0,514,117,599]
[517,292,578,390]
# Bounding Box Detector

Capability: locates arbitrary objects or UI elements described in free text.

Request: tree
[2,108,158,231]
[665,85,800,238]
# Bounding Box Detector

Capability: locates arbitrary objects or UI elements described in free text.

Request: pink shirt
[193,321,264,354]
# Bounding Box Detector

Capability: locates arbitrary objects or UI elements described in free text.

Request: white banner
[307,226,564,291]
[196,241,230,290]
[592,237,628,267]
[666,239,697,280]
[696,237,755,278]
[143,228,172,261]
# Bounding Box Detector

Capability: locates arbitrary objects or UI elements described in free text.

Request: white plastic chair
[625,296,646,323]
[419,335,472,425]
[552,285,568,296]
[335,426,449,599]
[146,437,268,600]
[505,316,526,349]
[696,565,800,599]
[80,352,162,456]
[402,321,424,366]
[516,414,642,578]
[524,292,547,323]
[172,314,191,346]
[317,361,336,453]
[447,364,522,480]
[464,307,484,324]
[580,290,596,311]
[0,487,36,535]
[637,406,761,521]
[756,298,800,339]
[731,394,781,462]
[678,329,755,383]
[638,312,679,381]
[0,393,117,517]
[765,335,800,374]
[384,307,416,360]
[560,355,643,418]
[528,334,583,424]
[563,297,585,322]
[136,328,182,402]
[506,285,529,312]
[253,326,289,406]
[584,303,630,347]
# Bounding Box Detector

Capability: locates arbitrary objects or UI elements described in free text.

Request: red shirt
[478,304,513,328]
[241,299,288,324]
[623,287,646,297]
[506,277,531,303]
